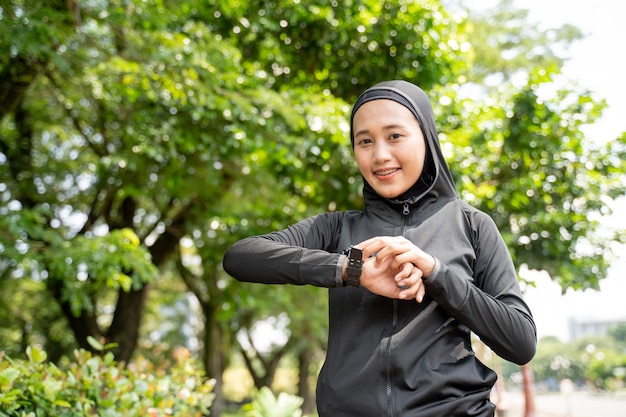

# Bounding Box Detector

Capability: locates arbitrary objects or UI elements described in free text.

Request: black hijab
[350,81,439,210]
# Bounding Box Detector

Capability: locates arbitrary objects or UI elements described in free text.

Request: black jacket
[223,81,536,416]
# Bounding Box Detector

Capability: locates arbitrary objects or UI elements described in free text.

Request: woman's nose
[373,142,392,162]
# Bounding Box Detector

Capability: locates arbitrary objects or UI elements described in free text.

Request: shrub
[240,387,303,417]
[0,345,214,416]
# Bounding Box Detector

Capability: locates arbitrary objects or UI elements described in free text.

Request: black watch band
[345,246,363,287]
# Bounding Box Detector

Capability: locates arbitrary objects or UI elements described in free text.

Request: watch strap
[345,246,363,287]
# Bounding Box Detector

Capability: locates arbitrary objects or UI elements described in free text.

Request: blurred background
[507,0,626,340]
[1,0,624,416]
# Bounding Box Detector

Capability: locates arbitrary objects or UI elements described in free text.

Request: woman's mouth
[374,168,400,179]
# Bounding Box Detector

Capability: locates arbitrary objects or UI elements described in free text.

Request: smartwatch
[345,246,363,287]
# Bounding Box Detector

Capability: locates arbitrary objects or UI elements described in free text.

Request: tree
[448,0,626,289]
[461,0,582,85]
[205,0,466,100]
[0,0,313,363]
[454,3,625,415]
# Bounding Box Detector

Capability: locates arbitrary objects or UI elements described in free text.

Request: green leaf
[86,336,104,352]
[54,399,72,408]
[26,346,47,364]
[243,387,303,417]
[0,367,20,386]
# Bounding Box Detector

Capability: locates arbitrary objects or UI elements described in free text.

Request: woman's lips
[374,168,400,179]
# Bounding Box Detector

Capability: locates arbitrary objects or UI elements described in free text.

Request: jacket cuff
[424,256,441,285]
[335,254,346,288]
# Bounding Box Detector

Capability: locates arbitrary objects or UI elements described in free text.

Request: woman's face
[352,99,426,199]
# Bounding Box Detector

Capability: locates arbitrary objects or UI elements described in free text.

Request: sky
[505,0,626,341]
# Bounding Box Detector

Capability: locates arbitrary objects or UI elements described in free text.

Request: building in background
[568,317,626,341]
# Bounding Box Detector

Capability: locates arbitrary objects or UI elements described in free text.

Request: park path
[503,391,625,417]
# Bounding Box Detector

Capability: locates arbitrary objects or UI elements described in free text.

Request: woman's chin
[374,187,407,199]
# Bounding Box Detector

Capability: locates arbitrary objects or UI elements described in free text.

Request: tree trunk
[49,278,102,351]
[238,329,288,390]
[204,304,227,417]
[106,287,149,362]
[0,57,41,123]
[297,346,316,415]
[50,278,148,363]
[47,212,185,362]
[522,363,536,417]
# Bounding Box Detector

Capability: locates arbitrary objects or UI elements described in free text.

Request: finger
[359,236,412,263]
[374,243,405,266]
[357,238,388,260]
[399,278,425,302]
[388,242,421,269]
[365,254,393,274]
[398,283,417,300]
[395,262,414,281]
[356,236,379,248]
[396,267,423,288]
[397,267,423,300]
[415,282,426,303]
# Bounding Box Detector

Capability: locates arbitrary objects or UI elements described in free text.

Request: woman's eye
[358,138,372,145]
[390,133,401,140]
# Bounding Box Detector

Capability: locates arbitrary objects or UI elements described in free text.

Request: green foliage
[0,346,214,416]
[0,0,79,71]
[528,336,587,384]
[445,65,625,290]
[585,349,626,389]
[464,0,583,84]
[206,0,466,99]
[3,0,337,362]
[241,387,303,417]
[608,322,626,347]
[523,335,626,391]
[43,229,158,316]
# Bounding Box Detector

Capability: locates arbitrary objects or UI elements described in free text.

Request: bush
[0,345,214,416]
[240,387,303,417]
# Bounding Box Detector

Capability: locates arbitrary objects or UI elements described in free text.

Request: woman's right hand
[359,255,426,302]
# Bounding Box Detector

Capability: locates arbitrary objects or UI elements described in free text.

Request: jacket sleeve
[424,208,537,365]
[222,212,346,288]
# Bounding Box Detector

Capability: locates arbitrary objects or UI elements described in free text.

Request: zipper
[386,203,411,416]
[385,300,398,417]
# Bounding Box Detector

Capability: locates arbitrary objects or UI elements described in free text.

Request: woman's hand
[359,236,436,277]
[356,236,437,302]
[361,255,426,302]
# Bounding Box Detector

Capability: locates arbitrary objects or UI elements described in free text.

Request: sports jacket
[223,81,536,416]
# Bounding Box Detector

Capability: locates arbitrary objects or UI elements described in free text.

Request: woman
[223,80,536,416]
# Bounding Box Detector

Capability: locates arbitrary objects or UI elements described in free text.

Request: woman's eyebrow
[354,128,370,137]
[354,124,407,137]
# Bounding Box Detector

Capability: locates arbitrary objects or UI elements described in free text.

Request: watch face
[350,246,363,259]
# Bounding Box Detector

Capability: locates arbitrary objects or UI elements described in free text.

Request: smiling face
[352,99,426,199]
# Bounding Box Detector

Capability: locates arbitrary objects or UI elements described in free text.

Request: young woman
[223,80,536,417]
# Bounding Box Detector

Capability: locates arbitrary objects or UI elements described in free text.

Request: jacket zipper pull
[402,202,410,216]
